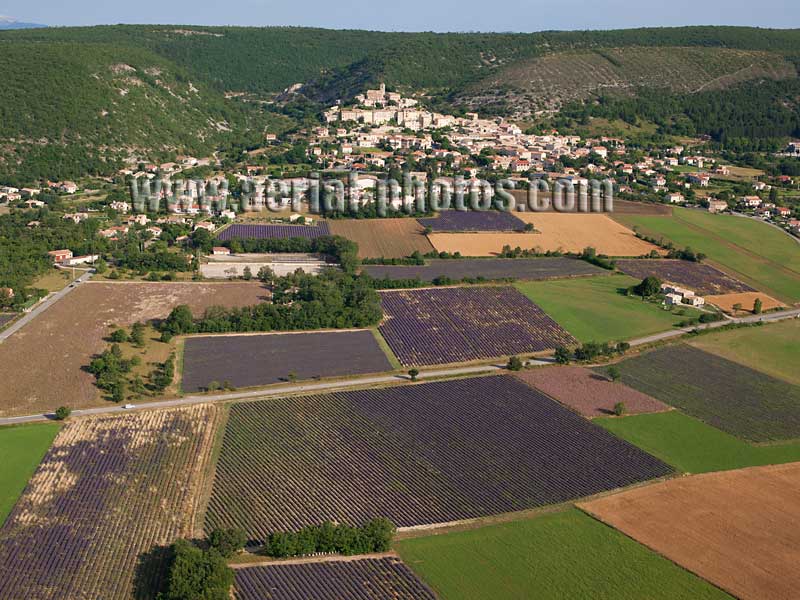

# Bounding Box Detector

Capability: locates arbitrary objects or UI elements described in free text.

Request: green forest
[1,25,800,182]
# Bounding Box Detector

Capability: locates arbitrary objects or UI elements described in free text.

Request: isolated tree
[607,366,621,382]
[257,266,274,284]
[110,328,129,343]
[754,297,763,314]
[112,381,126,403]
[615,342,630,354]
[242,266,252,281]
[130,322,146,347]
[506,356,524,371]
[633,276,662,298]
[408,368,419,382]
[613,402,626,417]
[732,302,743,313]
[54,406,71,420]
[554,346,571,365]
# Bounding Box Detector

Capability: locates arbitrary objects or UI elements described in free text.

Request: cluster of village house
[3,86,798,236]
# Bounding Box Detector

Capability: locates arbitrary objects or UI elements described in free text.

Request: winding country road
[1,307,798,426]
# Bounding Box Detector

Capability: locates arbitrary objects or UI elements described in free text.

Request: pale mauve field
[429,213,659,257]
[0,282,267,417]
[580,463,800,600]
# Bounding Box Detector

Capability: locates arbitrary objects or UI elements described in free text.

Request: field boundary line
[230,551,400,569]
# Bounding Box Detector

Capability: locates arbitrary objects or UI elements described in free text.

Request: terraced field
[234,557,436,600]
[205,376,671,541]
[609,345,800,442]
[0,406,220,600]
[379,286,576,366]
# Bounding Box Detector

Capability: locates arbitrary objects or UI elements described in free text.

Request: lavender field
[234,557,437,600]
[418,210,526,231]
[615,259,754,295]
[217,222,331,241]
[182,330,393,391]
[379,286,576,366]
[205,376,672,541]
[363,257,605,282]
[0,406,220,600]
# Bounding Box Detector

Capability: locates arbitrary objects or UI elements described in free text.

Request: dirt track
[580,463,800,600]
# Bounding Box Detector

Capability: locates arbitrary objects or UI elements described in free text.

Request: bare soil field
[429,214,658,257]
[580,463,800,600]
[0,405,221,600]
[0,282,267,417]
[705,291,785,314]
[328,219,434,258]
[182,330,393,392]
[516,366,669,418]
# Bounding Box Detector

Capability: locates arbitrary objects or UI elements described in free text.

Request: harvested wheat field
[580,463,800,600]
[516,366,669,417]
[0,282,267,417]
[328,219,434,258]
[429,214,658,257]
[706,291,785,314]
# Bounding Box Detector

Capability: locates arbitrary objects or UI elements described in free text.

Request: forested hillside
[1,25,799,182]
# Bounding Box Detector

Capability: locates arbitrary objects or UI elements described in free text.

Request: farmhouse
[708,199,728,213]
[666,193,685,204]
[64,255,99,266]
[661,283,705,307]
[48,249,73,263]
[741,195,762,208]
[212,247,231,255]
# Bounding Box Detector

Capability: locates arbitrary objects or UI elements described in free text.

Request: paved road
[1,305,797,426]
[0,270,93,344]
[628,307,800,347]
[0,360,553,425]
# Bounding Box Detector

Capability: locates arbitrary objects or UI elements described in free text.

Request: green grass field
[689,320,800,386]
[395,508,731,600]
[516,275,701,343]
[597,410,800,474]
[0,422,60,525]
[616,207,800,302]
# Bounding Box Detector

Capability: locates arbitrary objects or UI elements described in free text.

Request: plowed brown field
[328,219,434,258]
[580,463,800,600]
[429,213,658,257]
[0,282,267,417]
[706,291,785,314]
[516,366,669,417]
